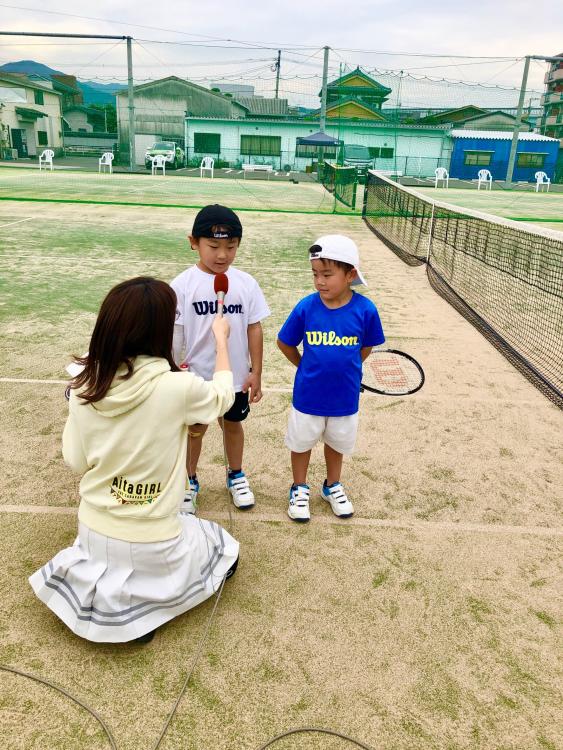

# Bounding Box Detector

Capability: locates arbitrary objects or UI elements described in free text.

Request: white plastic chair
[477,169,492,190]
[200,156,214,178]
[151,154,166,176]
[38,149,54,171]
[99,152,114,174]
[534,171,550,193]
[434,167,449,188]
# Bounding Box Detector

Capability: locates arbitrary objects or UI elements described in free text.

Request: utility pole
[505,56,530,186]
[320,46,330,132]
[126,36,135,172]
[274,50,281,99]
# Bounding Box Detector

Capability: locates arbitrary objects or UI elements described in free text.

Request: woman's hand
[212,315,230,345]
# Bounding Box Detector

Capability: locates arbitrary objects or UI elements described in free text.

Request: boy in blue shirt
[277,235,385,522]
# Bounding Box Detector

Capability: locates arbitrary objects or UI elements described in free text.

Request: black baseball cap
[192,204,243,239]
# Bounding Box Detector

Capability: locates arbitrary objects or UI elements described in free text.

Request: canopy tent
[296,131,342,147]
[296,132,343,174]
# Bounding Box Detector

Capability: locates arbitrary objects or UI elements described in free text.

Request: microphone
[213,273,229,317]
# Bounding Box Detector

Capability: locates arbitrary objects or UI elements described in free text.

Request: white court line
[0,254,307,272]
[0,217,33,229]
[1,377,67,385]
[2,504,561,537]
[0,376,292,391]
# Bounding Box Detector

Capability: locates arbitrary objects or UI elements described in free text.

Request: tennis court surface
[415,185,563,233]
[0,165,359,215]
[1,180,562,750]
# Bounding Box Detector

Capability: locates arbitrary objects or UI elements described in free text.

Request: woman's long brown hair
[71,277,180,403]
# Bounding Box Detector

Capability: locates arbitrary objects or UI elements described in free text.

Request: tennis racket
[361,349,424,396]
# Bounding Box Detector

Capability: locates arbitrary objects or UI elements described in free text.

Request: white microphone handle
[217,291,225,317]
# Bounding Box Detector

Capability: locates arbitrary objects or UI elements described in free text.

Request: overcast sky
[1,0,561,107]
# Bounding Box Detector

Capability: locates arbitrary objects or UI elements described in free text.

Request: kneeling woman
[29,277,238,643]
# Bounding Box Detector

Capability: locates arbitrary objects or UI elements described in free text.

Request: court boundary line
[2,504,561,537]
[0,195,360,217]
[0,217,34,229]
[0,376,293,392]
[0,254,308,273]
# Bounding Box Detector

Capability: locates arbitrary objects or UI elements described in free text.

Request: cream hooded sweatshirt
[63,356,234,543]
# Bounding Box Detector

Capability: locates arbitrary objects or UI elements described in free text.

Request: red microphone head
[214,273,229,295]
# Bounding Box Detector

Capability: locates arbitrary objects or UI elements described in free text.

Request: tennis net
[320,162,358,210]
[363,170,563,407]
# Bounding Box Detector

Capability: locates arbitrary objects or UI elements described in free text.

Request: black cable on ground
[255,726,376,749]
[0,664,118,750]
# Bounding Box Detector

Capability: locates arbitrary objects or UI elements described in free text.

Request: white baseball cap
[309,234,367,286]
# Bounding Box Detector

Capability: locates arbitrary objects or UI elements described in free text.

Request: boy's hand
[242,372,263,403]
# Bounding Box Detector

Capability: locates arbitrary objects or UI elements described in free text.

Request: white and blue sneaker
[321,481,354,518]
[181,476,199,514]
[227,471,255,509]
[288,484,311,523]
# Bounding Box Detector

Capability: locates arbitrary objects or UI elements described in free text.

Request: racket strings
[363,351,424,395]
[369,357,411,388]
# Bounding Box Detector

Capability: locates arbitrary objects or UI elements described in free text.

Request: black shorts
[223,391,250,422]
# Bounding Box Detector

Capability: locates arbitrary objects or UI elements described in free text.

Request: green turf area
[0,166,362,215]
[416,186,563,233]
[1,197,561,750]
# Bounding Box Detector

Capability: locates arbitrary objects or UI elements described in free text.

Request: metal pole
[0,31,127,39]
[320,46,329,133]
[505,55,530,186]
[184,113,189,167]
[126,36,135,172]
[274,50,281,99]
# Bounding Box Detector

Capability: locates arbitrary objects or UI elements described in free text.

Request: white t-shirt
[171,265,271,391]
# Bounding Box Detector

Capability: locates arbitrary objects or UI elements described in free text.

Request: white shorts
[285,406,359,455]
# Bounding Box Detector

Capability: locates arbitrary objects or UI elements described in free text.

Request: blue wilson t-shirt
[278,292,385,416]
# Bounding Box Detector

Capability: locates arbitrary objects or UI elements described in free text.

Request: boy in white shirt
[171,205,271,512]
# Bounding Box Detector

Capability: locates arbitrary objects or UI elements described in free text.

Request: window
[463,150,493,166]
[34,90,44,105]
[516,152,547,168]
[368,147,394,159]
[0,86,26,103]
[194,132,221,154]
[295,143,338,158]
[37,131,48,146]
[240,135,281,157]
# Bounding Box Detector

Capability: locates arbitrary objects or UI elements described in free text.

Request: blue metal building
[449,129,560,182]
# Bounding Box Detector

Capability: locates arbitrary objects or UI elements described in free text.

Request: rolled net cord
[362,170,563,408]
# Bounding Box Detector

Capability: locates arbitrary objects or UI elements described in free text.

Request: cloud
[1,0,560,96]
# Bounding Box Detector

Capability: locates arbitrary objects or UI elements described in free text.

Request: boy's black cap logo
[192,204,243,239]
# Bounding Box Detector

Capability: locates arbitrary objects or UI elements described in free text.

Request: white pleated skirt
[29,515,239,643]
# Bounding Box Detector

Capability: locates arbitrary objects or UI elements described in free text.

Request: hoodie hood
[91,356,171,417]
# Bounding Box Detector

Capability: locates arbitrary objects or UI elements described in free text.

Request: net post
[320,46,330,133]
[425,202,435,265]
[505,56,530,186]
[126,36,136,173]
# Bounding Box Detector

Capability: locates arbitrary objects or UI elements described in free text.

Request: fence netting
[320,162,358,209]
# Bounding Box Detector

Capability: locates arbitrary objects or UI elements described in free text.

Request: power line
[0,4,541,60]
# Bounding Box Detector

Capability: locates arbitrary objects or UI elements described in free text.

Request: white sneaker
[180,477,199,514]
[288,484,311,522]
[321,481,354,518]
[227,471,255,509]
